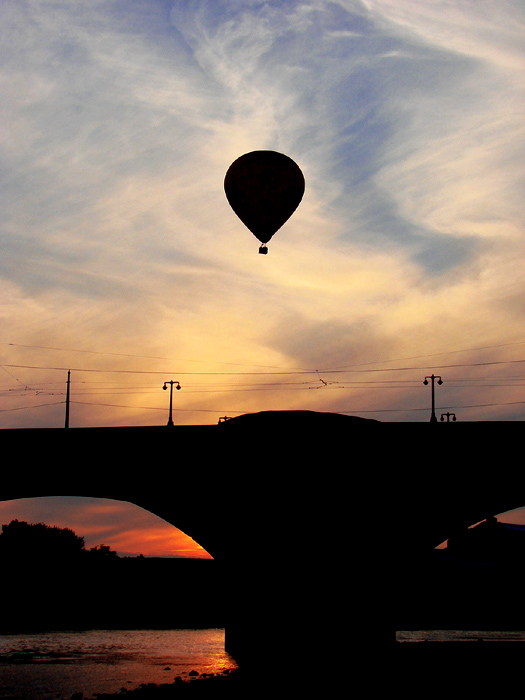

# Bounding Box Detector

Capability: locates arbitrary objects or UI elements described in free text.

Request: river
[6,628,525,699]
[0,629,238,700]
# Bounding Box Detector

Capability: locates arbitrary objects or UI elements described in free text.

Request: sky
[0,496,212,558]
[1,0,524,429]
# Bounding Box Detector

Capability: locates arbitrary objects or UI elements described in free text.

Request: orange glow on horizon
[0,497,213,559]
[106,526,213,559]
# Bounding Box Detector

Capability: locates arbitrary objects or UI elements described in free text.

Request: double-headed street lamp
[163,380,181,427]
[441,412,456,422]
[423,374,443,423]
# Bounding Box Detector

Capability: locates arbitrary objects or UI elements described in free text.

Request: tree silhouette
[0,520,222,633]
[0,520,117,564]
[89,543,118,559]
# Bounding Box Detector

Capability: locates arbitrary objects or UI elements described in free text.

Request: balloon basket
[259,245,268,255]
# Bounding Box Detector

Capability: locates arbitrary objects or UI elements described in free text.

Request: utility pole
[162,380,181,427]
[423,374,442,423]
[65,370,71,428]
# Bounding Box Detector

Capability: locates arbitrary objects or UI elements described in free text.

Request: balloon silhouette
[224,150,305,254]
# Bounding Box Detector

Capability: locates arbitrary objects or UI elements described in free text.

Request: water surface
[0,628,237,699]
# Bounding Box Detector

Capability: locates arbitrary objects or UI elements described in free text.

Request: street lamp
[441,412,456,422]
[423,374,443,423]
[163,380,181,427]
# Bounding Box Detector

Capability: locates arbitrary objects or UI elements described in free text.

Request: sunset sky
[1,0,524,429]
[0,497,212,558]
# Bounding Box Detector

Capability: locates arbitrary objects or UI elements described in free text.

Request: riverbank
[395,640,525,692]
[0,558,225,634]
[396,639,525,661]
[56,641,525,699]
[69,669,245,699]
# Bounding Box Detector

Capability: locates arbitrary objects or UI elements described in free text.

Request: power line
[339,400,525,415]
[2,394,522,419]
[0,365,27,387]
[1,345,523,423]
[69,400,244,415]
[324,340,525,371]
[0,363,309,376]
[4,339,524,376]
[56,397,525,416]
[2,342,311,372]
[0,401,65,414]
[2,358,525,377]
[3,374,523,394]
[3,382,522,399]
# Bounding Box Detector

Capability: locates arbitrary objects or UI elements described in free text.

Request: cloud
[0,0,523,427]
[357,1,525,253]
[0,496,211,558]
[360,0,525,68]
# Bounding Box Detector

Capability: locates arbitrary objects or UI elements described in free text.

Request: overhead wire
[322,340,525,371]
[2,342,314,372]
[2,338,525,375]
[2,357,525,377]
[340,399,525,415]
[0,401,65,414]
[69,400,244,415]
[1,340,524,421]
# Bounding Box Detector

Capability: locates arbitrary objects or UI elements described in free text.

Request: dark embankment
[0,557,224,633]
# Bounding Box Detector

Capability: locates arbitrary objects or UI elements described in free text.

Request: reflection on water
[0,629,238,700]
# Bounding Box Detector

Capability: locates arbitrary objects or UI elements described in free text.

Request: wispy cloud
[0,496,211,558]
[0,0,523,426]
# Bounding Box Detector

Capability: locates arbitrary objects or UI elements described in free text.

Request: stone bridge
[1,411,521,683]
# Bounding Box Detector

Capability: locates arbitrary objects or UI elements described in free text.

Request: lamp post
[423,374,442,423]
[163,380,181,427]
[441,412,456,422]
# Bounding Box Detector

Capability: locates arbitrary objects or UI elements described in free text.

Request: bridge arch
[396,490,525,559]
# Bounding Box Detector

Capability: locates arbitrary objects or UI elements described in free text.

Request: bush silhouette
[0,519,117,564]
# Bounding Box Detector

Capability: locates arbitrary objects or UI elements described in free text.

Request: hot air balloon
[224,150,305,254]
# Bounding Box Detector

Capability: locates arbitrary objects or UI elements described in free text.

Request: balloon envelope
[224,151,305,245]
